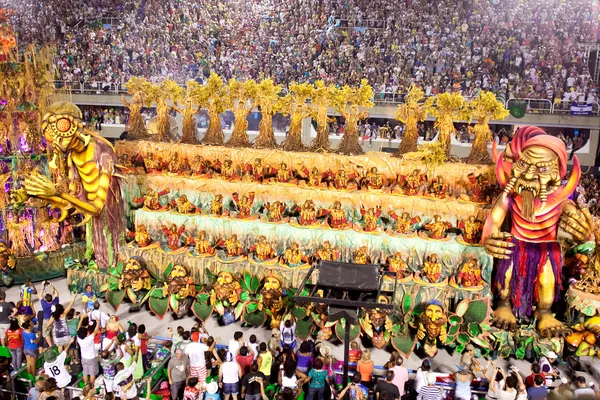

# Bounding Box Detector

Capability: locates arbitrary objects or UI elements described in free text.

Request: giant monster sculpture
[15,102,125,268]
[483,126,590,337]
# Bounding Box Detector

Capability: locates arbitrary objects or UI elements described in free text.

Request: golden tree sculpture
[225,78,258,148]
[280,82,313,152]
[145,79,184,142]
[253,79,284,149]
[121,76,152,140]
[430,92,470,157]
[464,91,509,164]
[309,80,336,153]
[394,84,434,156]
[174,81,202,144]
[331,79,374,155]
[198,73,231,145]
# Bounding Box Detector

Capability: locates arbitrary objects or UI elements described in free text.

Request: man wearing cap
[43,336,75,389]
[539,352,559,380]
[168,348,189,400]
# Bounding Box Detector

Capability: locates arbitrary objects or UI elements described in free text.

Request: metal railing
[334,19,389,30]
[53,81,600,117]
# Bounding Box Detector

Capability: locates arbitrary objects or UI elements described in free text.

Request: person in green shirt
[306,358,330,400]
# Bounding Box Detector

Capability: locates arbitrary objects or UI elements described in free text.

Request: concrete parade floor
[4,277,600,389]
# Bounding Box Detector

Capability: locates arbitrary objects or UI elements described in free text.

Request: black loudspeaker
[318,261,380,291]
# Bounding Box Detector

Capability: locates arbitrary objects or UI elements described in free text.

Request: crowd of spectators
[2,0,598,103]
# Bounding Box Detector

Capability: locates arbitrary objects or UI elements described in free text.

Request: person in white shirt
[185,339,214,384]
[228,332,243,357]
[43,337,75,389]
[114,347,140,400]
[219,352,242,400]
[279,315,296,350]
[77,321,101,386]
[574,376,596,399]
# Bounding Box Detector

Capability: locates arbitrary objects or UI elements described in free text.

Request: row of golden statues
[123,152,494,203]
[132,188,485,243]
[121,75,508,161]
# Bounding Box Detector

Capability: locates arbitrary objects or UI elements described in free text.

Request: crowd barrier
[53,81,600,116]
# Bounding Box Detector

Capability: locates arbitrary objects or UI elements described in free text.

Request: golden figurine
[165,264,197,302]
[422,253,443,283]
[400,169,427,196]
[456,258,483,288]
[417,301,448,358]
[132,188,170,211]
[193,230,215,256]
[313,241,340,262]
[324,201,349,229]
[423,215,452,239]
[262,201,287,223]
[119,256,152,292]
[232,192,255,219]
[250,235,276,261]
[245,158,272,182]
[465,173,492,203]
[211,270,242,308]
[299,166,326,188]
[37,210,61,252]
[273,162,295,184]
[359,206,382,232]
[361,300,393,349]
[458,216,484,244]
[119,154,136,174]
[388,209,421,234]
[427,176,450,199]
[216,234,244,257]
[354,246,371,264]
[387,252,409,277]
[0,240,16,285]
[128,224,152,247]
[190,155,210,176]
[328,167,357,190]
[361,167,385,190]
[210,194,224,216]
[281,242,307,266]
[166,152,185,174]
[169,194,200,214]
[6,213,34,257]
[260,271,285,328]
[143,151,164,173]
[293,200,322,226]
[160,223,187,251]
[216,159,240,181]
[16,102,125,268]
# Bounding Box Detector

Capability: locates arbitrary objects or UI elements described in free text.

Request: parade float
[0,10,86,285]
[28,72,596,360]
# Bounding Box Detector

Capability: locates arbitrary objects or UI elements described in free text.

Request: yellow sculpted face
[511,146,561,199]
[264,276,282,291]
[424,304,444,321]
[217,271,234,285]
[170,265,188,279]
[0,242,8,253]
[125,258,142,271]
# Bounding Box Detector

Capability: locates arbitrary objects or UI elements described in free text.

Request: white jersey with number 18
[44,351,70,388]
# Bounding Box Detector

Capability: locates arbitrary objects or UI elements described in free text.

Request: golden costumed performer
[14,102,125,268]
[483,126,590,337]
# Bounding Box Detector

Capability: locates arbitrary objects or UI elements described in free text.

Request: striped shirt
[418,385,443,400]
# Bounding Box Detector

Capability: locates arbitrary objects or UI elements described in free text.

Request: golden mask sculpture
[211,270,242,307]
[166,264,196,299]
[484,126,589,337]
[417,300,448,358]
[15,102,125,268]
[260,271,284,328]
[119,256,152,292]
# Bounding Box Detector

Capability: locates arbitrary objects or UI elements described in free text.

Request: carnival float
[2,8,599,361]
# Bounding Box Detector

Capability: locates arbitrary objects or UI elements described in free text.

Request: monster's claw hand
[10,188,29,204]
[23,174,57,197]
[484,232,514,259]
[560,210,592,242]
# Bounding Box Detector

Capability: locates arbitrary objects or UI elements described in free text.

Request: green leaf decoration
[215,302,225,316]
[242,271,252,292]
[151,287,164,298]
[197,293,210,303]
[480,323,491,331]
[250,276,260,293]
[139,290,152,305]
[126,288,138,303]
[391,334,417,357]
[468,323,482,337]
[455,300,469,317]
[108,279,120,292]
[292,306,307,319]
[525,337,534,347]
[99,283,109,293]
[106,289,126,311]
[582,306,596,316]
[206,268,218,283]
[246,302,258,313]
[243,309,267,326]
[446,335,456,345]
[456,344,465,354]
[402,294,412,314]
[234,302,245,320]
[499,346,512,358]
[457,333,470,344]
[470,336,492,350]
[163,263,174,280]
[169,294,180,313]
[334,321,360,342]
[295,317,314,340]
[448,325,460,336]
[463,299,490,323]
[515,347,526,360]
[391,324,401,336]
[149,297,169,319]
[449,315,463,326]
[192,302,214,321]
[481,347,491,357]
[240,291,250,302]
[116,261,124,275]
